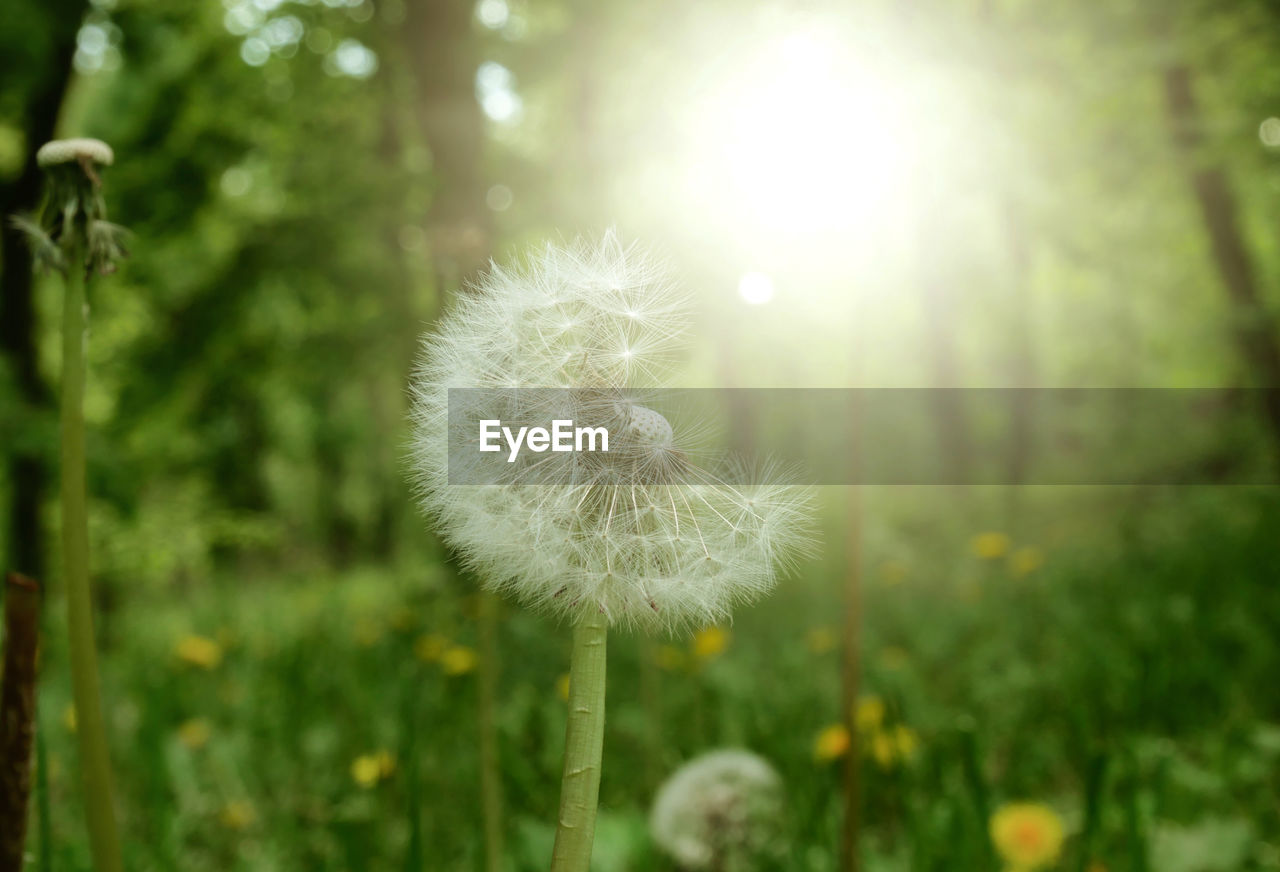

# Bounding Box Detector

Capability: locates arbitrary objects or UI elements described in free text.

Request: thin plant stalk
[60,249,124,872]
[549,610,608,872]
[1,572,41,869]
[839,486,863,872]
[477,591,503,872]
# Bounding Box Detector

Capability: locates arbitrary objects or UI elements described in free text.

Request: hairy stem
[549,610,608,872]
[61,258,124,872]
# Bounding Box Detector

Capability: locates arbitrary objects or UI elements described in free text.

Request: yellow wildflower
[63,704,77,733]
[352,750,396,788]
[353,617,382,647]
[691,626,730,662]
[556,673,571,702]
[879,560,908,585]
[990,802,1065,870]
[655,644,687,671]
[413,633,450,663]
[440,645,477,675]
[219,800,255,831]
[1009,546,1045,578]
[870,724,918,769]
[177,718,211,750]
[855,696,885,733]
[879,646,910,670]
[971,532,1012,560]
[814,724,851,761]
[806,627,837,654]
[175,634,223,670]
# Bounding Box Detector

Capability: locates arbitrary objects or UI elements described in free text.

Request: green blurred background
[2,0,1280,869]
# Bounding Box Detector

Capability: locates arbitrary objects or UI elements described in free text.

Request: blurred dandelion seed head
[650,749,784,869]
[409,233,815,633]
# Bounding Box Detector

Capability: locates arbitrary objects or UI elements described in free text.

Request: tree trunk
[0,2,84,579]
[1162,64,1280,455]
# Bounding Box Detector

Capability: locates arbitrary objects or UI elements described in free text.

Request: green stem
[549,610,608,872]
[478,592,503,872]
[61,255,124,872]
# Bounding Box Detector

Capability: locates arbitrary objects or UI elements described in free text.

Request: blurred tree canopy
[2,0,1280,585]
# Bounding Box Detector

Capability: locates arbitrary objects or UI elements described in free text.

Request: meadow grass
[27,487,1280,871]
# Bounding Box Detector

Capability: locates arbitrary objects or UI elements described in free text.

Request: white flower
[650,749,784,869]
[36,138,114,168]
[409,233,814,632]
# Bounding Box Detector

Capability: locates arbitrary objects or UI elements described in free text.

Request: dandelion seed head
[409,233,815,633]
[36,138,114,168]
[650,749,784,869]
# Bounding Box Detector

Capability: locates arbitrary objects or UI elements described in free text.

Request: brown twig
[1,571,42,872]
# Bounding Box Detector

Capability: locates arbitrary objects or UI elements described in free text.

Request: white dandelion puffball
[36,138,114,168]
[650,749,784,869]
[409,234,813,632]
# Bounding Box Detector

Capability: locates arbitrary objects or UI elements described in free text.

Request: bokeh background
[2,0,1280,869]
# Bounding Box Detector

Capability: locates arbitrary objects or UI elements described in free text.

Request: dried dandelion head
[13,138,127,277]
[649,749,784,870]
[409,234,814,633]
[36,138,115,168]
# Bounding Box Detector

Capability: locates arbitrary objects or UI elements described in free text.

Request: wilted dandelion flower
[409,234,814,633]
[990,802,1065,870]
[650,750,784,870]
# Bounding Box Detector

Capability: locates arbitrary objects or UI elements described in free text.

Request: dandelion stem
[60,253,124,872]
[549,610,608,872]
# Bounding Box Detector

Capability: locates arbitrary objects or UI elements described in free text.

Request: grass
[24,486,1280,871]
